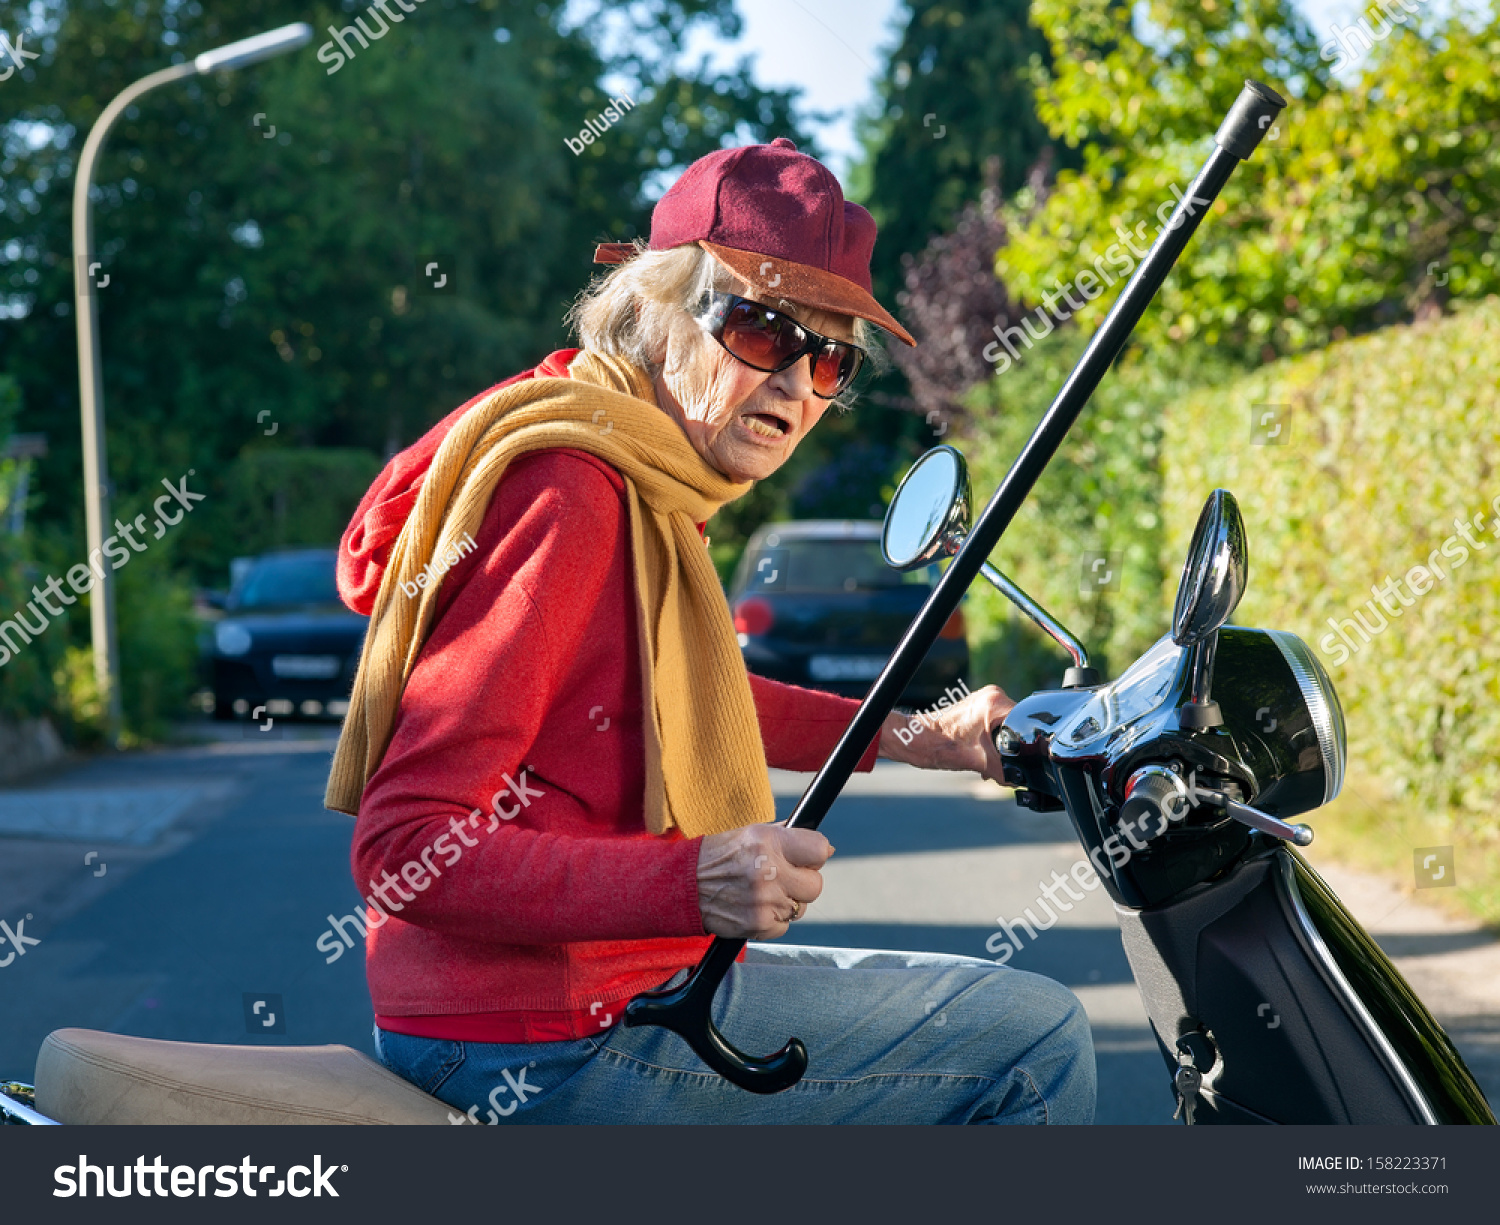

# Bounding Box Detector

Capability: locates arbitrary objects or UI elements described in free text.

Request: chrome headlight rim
[1267,628,1347,805]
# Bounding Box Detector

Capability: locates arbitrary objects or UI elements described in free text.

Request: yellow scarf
[324,350,778,840]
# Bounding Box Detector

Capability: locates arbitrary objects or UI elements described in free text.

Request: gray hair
[565,241,886,410]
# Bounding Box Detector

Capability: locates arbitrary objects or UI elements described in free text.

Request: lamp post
[72,22,311,745]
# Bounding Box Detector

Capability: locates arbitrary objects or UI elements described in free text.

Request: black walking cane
[624,80,1288,1094]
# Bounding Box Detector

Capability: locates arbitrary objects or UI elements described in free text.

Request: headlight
[215,621,253,656]
[1266,629,1347,805]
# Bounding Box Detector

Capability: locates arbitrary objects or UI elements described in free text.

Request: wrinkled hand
[878,684,1014,782]
[696,823,834,940]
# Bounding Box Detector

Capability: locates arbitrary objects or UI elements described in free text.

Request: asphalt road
[1,727,1495,1125]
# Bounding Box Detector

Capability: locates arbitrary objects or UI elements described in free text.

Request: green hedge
[956,300,1500,920]
[1161,297,1500,921]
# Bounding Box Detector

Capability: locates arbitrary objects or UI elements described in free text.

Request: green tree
[961,335,1236,693]
[0,0,808,587]
[0,0,811,736]
[1006,0,1500,364]
[853,0,1062,307]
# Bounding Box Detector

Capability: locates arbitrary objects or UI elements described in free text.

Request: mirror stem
[977,562,1099,686]
[1179,633,1223,729]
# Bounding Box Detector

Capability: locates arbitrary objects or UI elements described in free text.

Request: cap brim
[699,241,916,347]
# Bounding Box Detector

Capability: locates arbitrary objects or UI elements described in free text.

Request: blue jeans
[375,943,1096,1124]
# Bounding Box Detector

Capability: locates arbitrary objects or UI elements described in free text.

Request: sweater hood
[336,348,581,616]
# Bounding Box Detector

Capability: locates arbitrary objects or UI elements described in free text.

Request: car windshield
[231,554,340,610]
[744,538,931,594]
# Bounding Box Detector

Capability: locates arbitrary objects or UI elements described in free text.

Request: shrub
[0,375,59,723]
[43,497,202,747]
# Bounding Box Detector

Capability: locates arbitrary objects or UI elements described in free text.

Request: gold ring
[787,899,803,921]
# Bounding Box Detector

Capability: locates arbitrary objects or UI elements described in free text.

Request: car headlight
[215,621,253,657]
[1266,628,1347,805]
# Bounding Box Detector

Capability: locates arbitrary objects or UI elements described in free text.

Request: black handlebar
[623,79,1288,1093]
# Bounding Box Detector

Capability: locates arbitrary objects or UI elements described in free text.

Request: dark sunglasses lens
[811,345,860,397]
[716,297,861,395]
[719,300,800,371]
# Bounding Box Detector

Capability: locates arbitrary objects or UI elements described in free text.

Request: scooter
[4,79,1490,1127]
[878,447,1496,1124]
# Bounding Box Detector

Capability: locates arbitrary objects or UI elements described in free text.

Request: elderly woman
[326,137,1095,1124]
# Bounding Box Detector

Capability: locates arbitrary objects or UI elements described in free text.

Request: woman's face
[651,275,859,484]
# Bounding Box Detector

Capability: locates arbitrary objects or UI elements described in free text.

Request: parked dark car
[727,521,968,705]
[201,548,367,721]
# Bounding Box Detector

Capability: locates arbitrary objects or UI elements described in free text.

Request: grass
[1298,770,1500,930]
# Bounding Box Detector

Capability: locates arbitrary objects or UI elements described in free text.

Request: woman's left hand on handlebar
[877,684,1014,782]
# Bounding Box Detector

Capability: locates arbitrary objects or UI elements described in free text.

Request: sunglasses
[694,290,865,400]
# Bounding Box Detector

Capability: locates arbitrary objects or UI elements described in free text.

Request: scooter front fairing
[1116,844,1494,1125]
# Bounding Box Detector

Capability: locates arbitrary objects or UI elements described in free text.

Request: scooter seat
[35,1028,465,1125]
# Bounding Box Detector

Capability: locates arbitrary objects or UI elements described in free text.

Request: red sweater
[339,350,879,1042]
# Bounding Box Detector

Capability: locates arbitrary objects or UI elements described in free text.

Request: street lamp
[71,22,311,746]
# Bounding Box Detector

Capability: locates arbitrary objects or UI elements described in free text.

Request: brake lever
[1196,786,1314,847]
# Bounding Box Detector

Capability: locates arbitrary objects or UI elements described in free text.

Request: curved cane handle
[623,937,808,1095]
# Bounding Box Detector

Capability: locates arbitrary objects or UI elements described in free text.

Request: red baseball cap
[595,137,915,347]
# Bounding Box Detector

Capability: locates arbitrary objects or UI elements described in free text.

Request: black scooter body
[1000,622,1496,1125]
[1119,845,1495,1124]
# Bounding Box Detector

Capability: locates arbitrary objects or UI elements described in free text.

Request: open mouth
[742,412,790,440]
